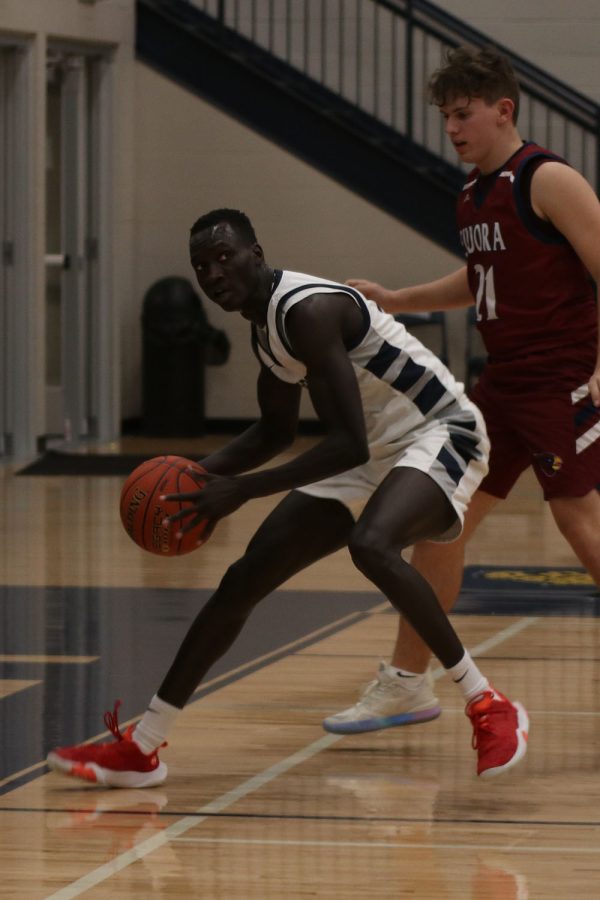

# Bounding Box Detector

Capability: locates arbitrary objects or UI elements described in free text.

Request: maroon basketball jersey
[457,142,597,363]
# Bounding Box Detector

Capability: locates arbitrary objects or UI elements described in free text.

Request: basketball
[119,455,209,556]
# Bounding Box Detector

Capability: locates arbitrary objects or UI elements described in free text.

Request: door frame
[0,35,37,460]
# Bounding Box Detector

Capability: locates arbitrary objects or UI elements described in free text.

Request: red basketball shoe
[47,701,167,788]
[466,688,529,778]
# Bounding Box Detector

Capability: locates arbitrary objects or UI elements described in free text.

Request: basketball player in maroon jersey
[324,45,600,735]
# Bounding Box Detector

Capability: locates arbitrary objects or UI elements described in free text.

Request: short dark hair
[429,46,520,123]
[190,208,257,244]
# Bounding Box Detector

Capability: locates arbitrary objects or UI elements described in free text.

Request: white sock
[446,650,489,702]
[387,663,425,691]
[132,694,181,754]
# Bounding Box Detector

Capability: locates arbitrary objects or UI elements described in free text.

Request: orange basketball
[119,455,209,556]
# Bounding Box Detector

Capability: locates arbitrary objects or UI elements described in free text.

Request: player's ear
[497,97,515,124]
[252,242,265,262]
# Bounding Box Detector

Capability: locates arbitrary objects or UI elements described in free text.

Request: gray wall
[441,1,600,100]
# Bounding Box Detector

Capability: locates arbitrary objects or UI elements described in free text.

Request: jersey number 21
[473,264,498,321]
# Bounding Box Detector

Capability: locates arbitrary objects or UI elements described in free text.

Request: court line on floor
[173,835,600,854]
[5,806,600,827]
[44,615,539,900]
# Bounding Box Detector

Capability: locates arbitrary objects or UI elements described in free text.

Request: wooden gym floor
[1,435,599,899]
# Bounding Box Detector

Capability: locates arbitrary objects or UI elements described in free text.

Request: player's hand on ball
[162,471,249,535]
[120,456,211,555]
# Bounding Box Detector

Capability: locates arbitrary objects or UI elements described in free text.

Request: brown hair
[429,46,520,123]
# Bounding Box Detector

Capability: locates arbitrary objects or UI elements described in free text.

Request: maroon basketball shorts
[471,373,600,500]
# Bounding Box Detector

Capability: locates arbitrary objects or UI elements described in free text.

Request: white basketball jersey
[252,270,472,444]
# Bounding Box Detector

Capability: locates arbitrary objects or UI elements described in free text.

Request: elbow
[339,437,369,470]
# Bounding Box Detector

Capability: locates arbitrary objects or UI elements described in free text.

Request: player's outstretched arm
[347,266,473,316]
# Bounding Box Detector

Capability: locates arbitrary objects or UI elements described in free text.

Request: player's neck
[477,132,523,175]
[242,266,275,326]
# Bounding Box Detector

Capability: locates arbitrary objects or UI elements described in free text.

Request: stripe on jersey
[413,376,448,416]
[450,427,484,463]
[571,384,600,453]
[366,339,454,416]
[391,356,427,393]
[570,382,600,455]
[576,421,600,455]
[571,383,589,404]
[365,341,401,377]
[275,282,370,358]
[436,445,464,485]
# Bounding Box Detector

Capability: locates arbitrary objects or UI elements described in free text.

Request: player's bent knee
[347,526,392,577]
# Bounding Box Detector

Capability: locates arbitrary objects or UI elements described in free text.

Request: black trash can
[141,277,229,437]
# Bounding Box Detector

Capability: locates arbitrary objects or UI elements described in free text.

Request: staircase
[136,0,600,256]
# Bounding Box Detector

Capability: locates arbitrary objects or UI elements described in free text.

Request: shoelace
[360,676,398,703]
[364,678,386,696]
[471,713,493,749]
[102,699,168,752]
[469,699,508,749]
[103,699,125,741]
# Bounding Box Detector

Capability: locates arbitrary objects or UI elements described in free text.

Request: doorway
[45,44,113,444]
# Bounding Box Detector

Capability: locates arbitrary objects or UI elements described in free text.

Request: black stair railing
[188,0,600,191]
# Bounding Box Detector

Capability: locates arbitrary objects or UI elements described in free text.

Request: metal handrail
[185,0,600,191]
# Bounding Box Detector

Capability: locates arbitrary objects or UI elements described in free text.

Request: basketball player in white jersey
[47,208,528,786]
